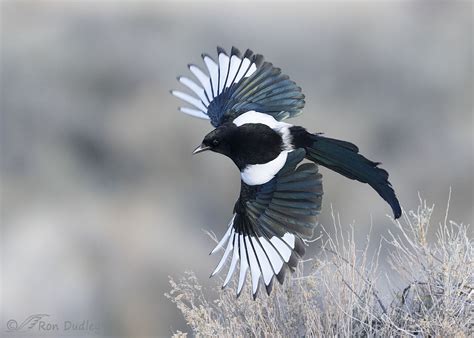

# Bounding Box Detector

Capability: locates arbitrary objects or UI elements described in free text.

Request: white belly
[241,151,289,185]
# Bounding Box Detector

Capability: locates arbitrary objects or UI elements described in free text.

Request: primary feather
[210,149,323,298]
[172,46,305,127]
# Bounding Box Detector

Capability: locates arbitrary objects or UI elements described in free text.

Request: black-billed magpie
[171,47,401,298]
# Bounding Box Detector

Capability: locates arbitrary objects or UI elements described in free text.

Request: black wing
[171,46,305,127]
[209,149,323,298]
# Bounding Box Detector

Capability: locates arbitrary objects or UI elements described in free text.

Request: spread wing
[171,46,305,127]
[209,149,323,298]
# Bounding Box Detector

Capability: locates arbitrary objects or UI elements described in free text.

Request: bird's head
[193,124,237,157]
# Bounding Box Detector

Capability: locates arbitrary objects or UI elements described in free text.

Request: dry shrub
[166,195,473,337]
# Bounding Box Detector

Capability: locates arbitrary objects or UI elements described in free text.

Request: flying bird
[171,46,401,298]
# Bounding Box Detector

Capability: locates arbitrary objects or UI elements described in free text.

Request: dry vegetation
[166,196,473,337]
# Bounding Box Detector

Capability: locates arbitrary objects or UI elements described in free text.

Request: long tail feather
[304,134,401,219]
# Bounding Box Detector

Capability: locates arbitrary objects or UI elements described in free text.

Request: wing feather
[172,47,305,127]
[217,48,230,94]
[237,234,249,296]
[170,90,207,112]
[178,76,210,105]
[223,235,239,288]
[188,64,213,102]
[178,107,209,120]
[202,54,219,97]
[209,149,323,298]
[210,229,234,276]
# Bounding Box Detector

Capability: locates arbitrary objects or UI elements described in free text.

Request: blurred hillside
[1,1,472,336]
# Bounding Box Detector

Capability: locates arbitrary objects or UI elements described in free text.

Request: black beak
[192,144,211,155]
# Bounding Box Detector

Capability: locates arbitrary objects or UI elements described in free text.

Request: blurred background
[1,0,472,336]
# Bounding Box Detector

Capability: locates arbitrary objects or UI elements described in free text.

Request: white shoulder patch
[241,151,289,185]
[233,111,279,128]
[233,111,294,150]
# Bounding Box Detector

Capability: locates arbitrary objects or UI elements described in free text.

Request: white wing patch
[178,76,209,105]
[172,48,259,120]
[210,216,234,254]
[188,65,213,101]
[226,54,241,88]
[218,52,230,94]
[170,90,207,112]
[210,229,234,276]
[270,236,292,262]
[203,55,219,97]
[245,236,261,295]
[259,236,284,274]
[251,237,274,286]
[237,234,249,295]
[282,233,296,248]
[223,235,239,288]
[178,107,208,120]
[210,215,298,298]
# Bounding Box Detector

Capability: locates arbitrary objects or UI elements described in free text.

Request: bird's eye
[212,139,220,146]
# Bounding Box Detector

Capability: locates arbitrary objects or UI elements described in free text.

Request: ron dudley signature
[6,314,101,334]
